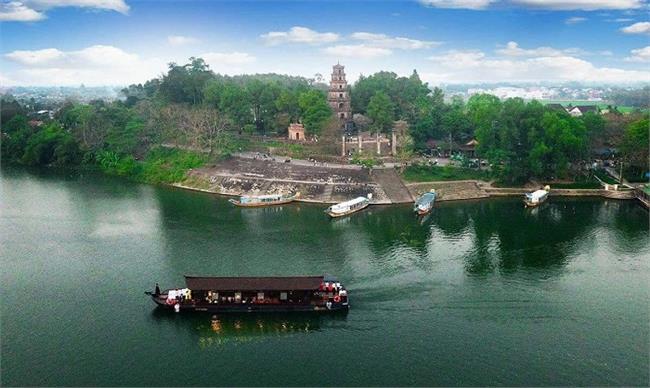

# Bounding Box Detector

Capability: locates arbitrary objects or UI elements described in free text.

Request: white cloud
[425,49,650,84]
[322,44,392,59]
[0,1,44,21]
[565,16,587,24]
[621,21,650,35]
[350,32,441,50]
[0,0,128,22]
[608,17,634,22]
[625,46,650,62]
[24,0,128,13]
[497,41,567,57]
[5,48,66,65]
[260,26,339,45]
[167,35,199,46]
[510,0,644,10]
[4,45,164,86]
[419,0,496,9]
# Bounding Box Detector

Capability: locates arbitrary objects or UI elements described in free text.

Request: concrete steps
[371,168,414,203]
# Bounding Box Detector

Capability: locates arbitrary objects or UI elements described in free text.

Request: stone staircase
[371,168,414,203]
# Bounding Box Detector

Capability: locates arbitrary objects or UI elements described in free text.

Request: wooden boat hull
[326,202,369,218]
[415,206,432,216]
[151,295,349,313]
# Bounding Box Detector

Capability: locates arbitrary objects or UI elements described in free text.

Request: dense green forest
[1,57,648,184]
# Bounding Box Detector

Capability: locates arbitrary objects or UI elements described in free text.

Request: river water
[1,166,648,386]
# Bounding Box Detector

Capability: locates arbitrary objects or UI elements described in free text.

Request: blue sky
[1,0,649,86]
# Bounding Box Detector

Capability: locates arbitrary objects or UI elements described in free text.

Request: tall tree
[367,92,395,134]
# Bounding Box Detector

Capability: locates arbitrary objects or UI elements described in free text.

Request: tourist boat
[413,189,436,215]
[146,275,349,313]
[524,185,550,207]
[325,194,372,218]
[229,192,300,207]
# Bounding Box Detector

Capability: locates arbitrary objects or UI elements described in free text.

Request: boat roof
[242,194,283,200]
[526,189,548,200]
[334,196,367,208]
[184,275,325,291]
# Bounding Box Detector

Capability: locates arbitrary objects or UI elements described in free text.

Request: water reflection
[149,309,348,348]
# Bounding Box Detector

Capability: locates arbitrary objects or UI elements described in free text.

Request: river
[1,166,648,386]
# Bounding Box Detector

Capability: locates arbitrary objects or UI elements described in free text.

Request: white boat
[414,189,436,215]
[326,194,372,218]
[524,185,550,207]
[229,192,300,207]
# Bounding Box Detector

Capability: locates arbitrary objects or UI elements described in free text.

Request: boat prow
[414,189,436,215]
[524,185,550,207]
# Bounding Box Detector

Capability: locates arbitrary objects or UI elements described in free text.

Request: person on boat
[154,283,161,296]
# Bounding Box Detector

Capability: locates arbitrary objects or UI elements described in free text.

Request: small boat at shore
[146,275,349,313]
[229,192,300,207]
[524,185,550,207]
[325,194,372,218]
[414,189,436,215]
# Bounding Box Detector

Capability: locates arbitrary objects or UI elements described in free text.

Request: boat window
[235,292,242,302]
[257,292,264,300]
[280,292,287,301]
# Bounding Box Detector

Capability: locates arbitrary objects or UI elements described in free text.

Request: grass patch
[181,174,212,190]
[98,147,208,184]
[402,164,489,182]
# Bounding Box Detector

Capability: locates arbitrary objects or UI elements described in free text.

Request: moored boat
[325,194,371,218]
[413,189,436,215]
[229,192,300,207]
[524,185,550,207]
[146,275,349,313]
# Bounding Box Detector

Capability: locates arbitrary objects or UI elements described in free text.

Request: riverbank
[174,156,644,207]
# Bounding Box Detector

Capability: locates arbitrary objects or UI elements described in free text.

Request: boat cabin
[152,275,349,312]
[240,194,283,204]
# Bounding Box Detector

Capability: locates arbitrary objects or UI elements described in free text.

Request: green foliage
[367,91,394,134]
[138,147,207,183]
[620,117,649,180]
[351,70,430,123]
[350,152,380,169]
[297,89,331,135]
[20,123,81,166]
[402,164,489,182]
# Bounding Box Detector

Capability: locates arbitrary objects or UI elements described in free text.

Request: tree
[297,90,331,135]
[367,92,394,134]
[620,117,649,180]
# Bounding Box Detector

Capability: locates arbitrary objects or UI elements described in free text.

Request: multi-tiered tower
[328,63,351,121]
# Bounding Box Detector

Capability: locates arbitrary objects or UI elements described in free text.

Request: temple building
[327,63,351,121]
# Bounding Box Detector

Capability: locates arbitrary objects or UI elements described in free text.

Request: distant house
[567,105,599,117]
